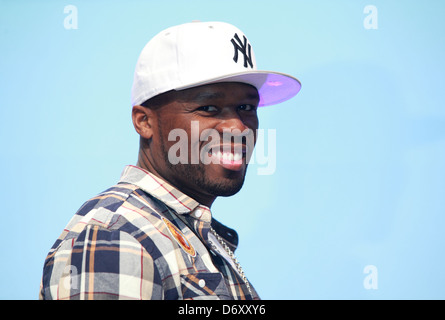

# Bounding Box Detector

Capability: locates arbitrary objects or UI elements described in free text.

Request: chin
[204,174,247,197]
[166,160,249,198]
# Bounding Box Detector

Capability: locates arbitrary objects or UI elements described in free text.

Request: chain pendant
[209,227,253,297]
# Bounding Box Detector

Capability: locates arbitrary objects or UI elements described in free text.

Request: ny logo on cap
[231,33,253,69]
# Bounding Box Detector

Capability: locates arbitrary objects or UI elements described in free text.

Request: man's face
[147,82,260,205]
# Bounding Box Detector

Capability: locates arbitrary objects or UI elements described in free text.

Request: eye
[238,104,257,112]
[197,105,218,112]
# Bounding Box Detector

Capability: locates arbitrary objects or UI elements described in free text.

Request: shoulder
[40,184,171,299]
[66,183,164,232]
[46,183,173,258]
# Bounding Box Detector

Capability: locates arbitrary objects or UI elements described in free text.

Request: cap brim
[174,71,301,107]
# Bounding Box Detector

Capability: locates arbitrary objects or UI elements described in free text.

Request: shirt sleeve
[40,224,163,300]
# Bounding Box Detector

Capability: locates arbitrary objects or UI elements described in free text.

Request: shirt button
[198,279,206,288]
[194,209,203,218]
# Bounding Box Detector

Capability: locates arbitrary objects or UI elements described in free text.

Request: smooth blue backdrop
[1,0,444,299]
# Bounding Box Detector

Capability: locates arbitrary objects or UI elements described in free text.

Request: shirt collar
[119,165,237,250]
[119,165,204,215]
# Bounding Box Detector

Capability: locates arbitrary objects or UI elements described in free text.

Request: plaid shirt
[40,165,259,300]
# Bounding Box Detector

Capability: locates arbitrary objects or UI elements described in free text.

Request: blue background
[1,0,444,299]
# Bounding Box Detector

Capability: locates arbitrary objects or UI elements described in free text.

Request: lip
[207,144,246,171]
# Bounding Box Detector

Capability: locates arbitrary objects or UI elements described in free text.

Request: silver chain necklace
[209,227,253,297]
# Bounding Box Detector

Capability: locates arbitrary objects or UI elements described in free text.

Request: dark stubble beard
[158,122,247,198]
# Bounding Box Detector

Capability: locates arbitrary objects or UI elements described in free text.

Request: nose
[214,111,251,134]
[213,111,257,158]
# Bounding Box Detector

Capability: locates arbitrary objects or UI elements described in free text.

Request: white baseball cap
[131,21,301,107]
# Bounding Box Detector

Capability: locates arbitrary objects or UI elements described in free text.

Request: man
[40,21,301,300]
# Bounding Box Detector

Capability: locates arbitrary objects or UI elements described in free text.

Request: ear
[132,105,155,140]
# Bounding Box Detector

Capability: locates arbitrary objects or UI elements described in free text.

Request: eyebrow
[191,91,226,102]
[246,91,260,101]
[190,90,260,103]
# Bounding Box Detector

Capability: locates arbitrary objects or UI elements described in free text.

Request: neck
[136,151,216,208]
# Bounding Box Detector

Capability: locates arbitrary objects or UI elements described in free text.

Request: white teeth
[213,151,242,162]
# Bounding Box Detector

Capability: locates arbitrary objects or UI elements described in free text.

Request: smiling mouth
[207,145,246,171]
